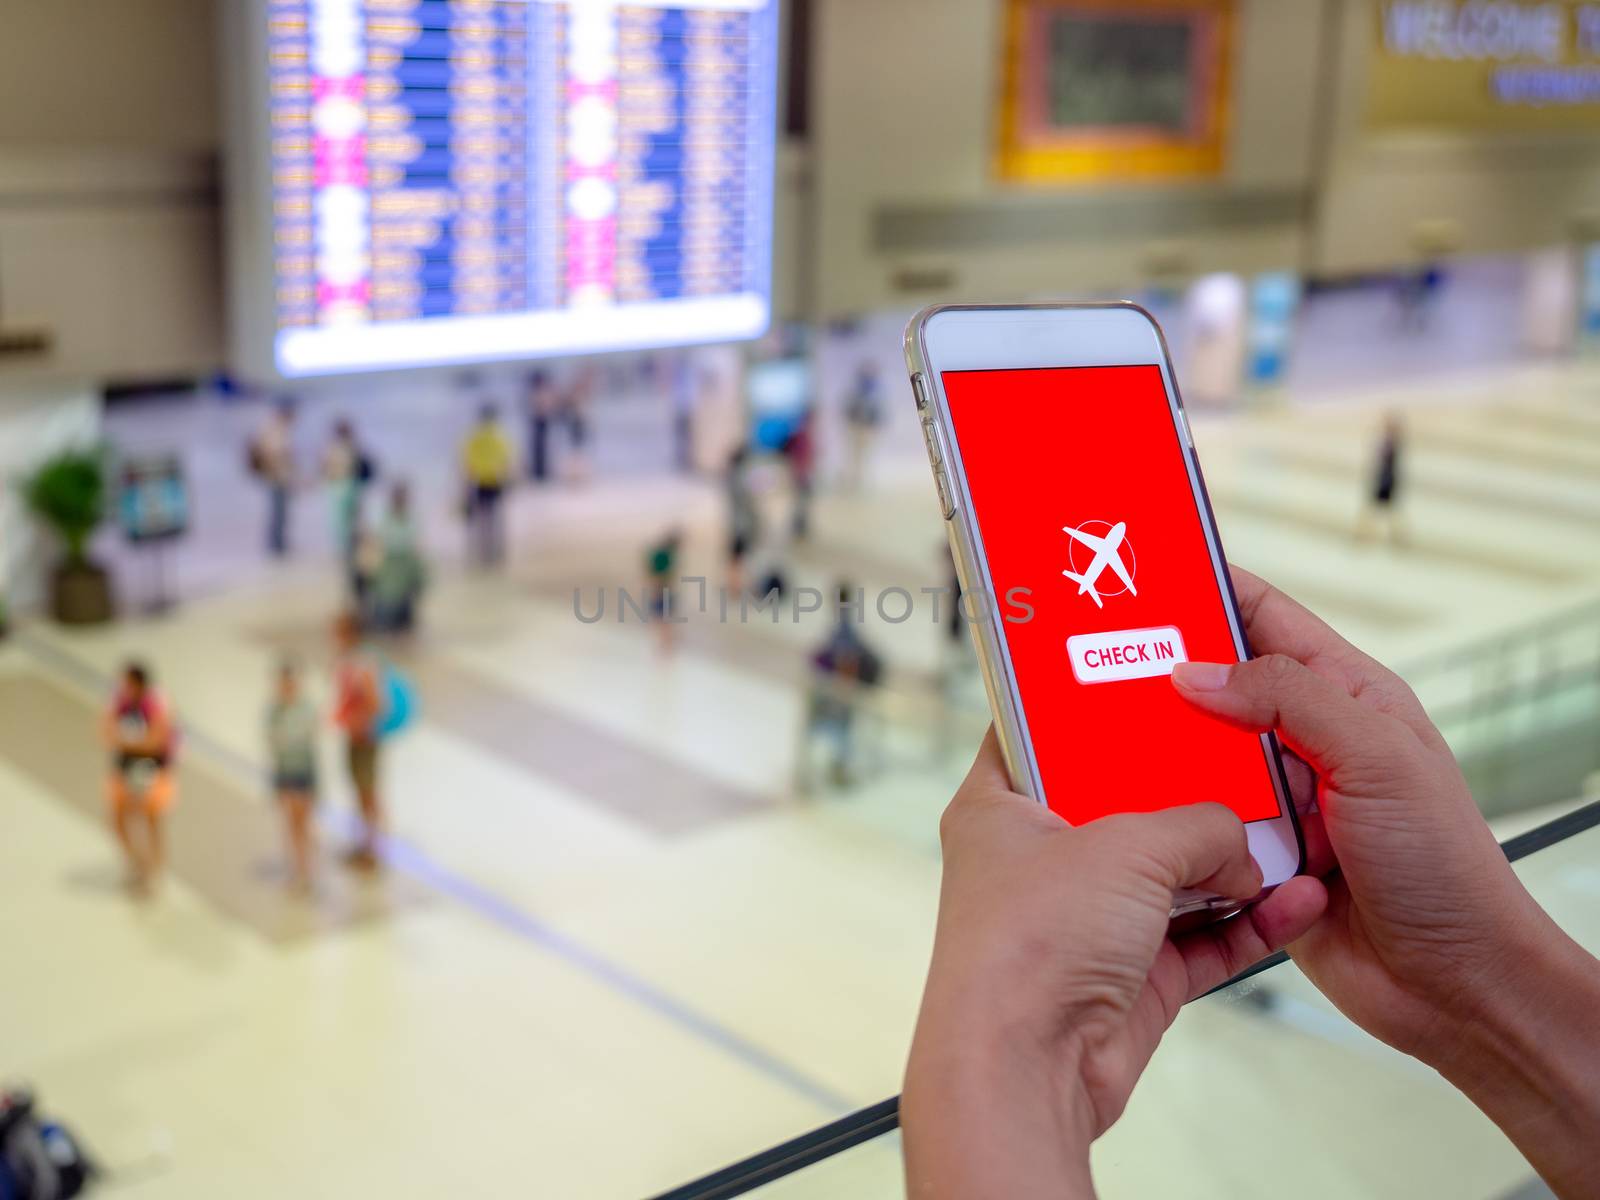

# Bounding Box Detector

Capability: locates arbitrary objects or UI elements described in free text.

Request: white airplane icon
[1063,521,1137,609]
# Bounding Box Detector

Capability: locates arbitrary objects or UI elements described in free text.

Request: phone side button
[912,373,930,411]
[920,419,942,468]
[933,464,957,520]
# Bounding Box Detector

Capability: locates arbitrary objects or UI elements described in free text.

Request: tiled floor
[6,354,1600,1198]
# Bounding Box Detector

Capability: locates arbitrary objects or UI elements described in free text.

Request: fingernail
[1173,662,1232,691]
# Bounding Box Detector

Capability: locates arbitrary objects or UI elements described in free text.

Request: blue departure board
[259,0,776,376]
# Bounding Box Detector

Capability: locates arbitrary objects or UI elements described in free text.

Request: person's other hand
[1174,566,1600,1198]
[1172,566,1558,1060]
[901,731,1327,1200]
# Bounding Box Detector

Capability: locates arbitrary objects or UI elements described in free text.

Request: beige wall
[771,142,810,321]
[808,0,1328,318]
[0,0,218,150]
[7,0,1600,382]
[1311,0,1600,273]
[0,0,223,384]
[0,148,223,382]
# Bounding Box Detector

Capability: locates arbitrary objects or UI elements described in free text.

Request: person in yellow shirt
[461,403,515,566]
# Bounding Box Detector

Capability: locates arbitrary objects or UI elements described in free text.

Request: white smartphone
[905,302,1302,912]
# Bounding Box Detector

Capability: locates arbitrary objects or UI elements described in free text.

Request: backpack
[0,1089,93,1200]
[854,645,884,688]
[375,663,417,739]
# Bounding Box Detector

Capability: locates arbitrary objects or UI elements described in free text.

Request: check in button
[1067,626,1188,685]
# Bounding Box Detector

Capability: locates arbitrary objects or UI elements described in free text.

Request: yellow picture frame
[996,0,1235,183]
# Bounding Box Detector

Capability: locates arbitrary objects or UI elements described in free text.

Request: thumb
[1110,802,1262,901]
[1171,654,1393,777]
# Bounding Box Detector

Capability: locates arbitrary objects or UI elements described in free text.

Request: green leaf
[22,447,107,564]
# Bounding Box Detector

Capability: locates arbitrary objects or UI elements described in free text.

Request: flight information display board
[256,0,777,376]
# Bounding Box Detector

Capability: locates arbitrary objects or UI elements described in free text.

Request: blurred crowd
[92,333,1417,899]
[96,345,917,900]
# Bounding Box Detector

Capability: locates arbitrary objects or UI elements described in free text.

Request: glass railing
[656,799,1600,1199]
[1401,599,1600,815]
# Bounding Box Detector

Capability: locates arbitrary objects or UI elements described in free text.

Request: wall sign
[1368,2,1600,131]
[996,0,1235,183]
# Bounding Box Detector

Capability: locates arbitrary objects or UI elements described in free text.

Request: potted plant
[23,447,115,624]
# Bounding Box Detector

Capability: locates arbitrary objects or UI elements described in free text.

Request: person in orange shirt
[103,662,177,895]
[331,612,384,868]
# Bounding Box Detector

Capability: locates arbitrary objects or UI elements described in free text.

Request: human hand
[901,731,1327,1200]
[1173,566,1600,1197]
[1171,566,1559,1060]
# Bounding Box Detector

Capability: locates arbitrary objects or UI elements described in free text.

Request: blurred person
[901,567,1600,1200]
[371,481,428,633]
[461,403,515,567]
[723,445,761,595]
[644,526,684,655]
[671,354,699,473]
[323,418,373,565]
[249,396,298,557]
[331,611,384,869]
[783,407,817,541]
[346,513,383,622]
[1396,260,1445,332]
[750,539,791,607]
[1357,411,1406,546]
[843,362,884,489]
[0,1085,94,1199]
[525,368,557,482]
[267,658,319,893]
[557,364,596,482]
[804,581,883,789]
[102,662,177,895]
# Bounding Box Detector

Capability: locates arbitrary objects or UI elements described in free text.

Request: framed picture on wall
[996,0,1235,183]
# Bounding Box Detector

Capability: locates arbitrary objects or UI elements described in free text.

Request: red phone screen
[943,365,1282,826]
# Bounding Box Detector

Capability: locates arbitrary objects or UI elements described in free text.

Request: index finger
[1229,565,1343,667]
[961,725,1014,795]
[1228,564,1445,751]
[940,727,1046,849]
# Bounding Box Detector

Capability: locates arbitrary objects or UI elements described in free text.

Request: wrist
[1428,921,1600,1194]
[904,987,1095,1199]
[1429,911,1592,1079]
